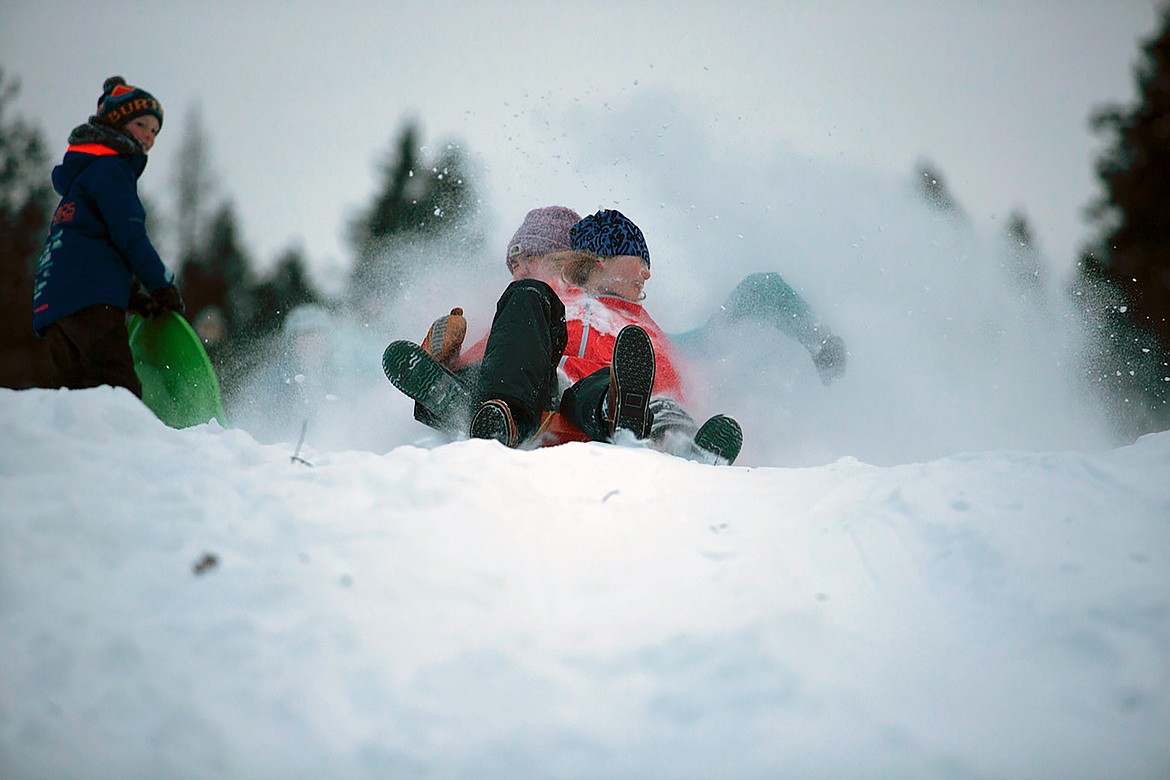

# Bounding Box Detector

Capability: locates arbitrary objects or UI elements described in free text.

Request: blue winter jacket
[32,122,173,335]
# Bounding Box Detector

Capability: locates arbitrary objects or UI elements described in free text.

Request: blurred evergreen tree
[0,69,55,388]
[179,202,256,335]
[1074,7,1170,436]
[915,160,966,219]
[166,109,332,398]
[247,246,321,337]
[201,203,257,330]
[173,104,215,268]
[348,121,478,313]
[1003,210,1045,296]
[173,107,228,327]
[209,244,325,401]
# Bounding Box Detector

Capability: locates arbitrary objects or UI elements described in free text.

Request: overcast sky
[2,1,1163,283]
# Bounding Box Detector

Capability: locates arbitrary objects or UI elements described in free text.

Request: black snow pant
[474,279,567,440]
[558,368,611,442]
[41,304,142,398]
[412,362,481,431]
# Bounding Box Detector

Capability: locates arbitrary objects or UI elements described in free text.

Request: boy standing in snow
[32,76,183,398]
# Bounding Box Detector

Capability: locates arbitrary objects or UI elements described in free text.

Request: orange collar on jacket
[65,143,119,156]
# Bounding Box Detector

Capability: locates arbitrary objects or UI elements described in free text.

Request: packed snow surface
[1,387,1167,779]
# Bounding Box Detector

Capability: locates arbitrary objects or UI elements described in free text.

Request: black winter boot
[606,325,656,439]
[469,399,520,448]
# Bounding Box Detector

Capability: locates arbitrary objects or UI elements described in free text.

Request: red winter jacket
[559,289,686,403]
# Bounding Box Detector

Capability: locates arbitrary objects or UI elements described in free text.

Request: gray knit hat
[505,206,581,269]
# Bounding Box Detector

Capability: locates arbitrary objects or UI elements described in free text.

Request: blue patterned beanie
[569,209,650,267]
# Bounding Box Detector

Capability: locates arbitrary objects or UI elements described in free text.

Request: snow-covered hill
[2,387,1167,779]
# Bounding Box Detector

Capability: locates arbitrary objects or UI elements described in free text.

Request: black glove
[150,284,186,316]
[813,334,847,385]
[127,288,157,317]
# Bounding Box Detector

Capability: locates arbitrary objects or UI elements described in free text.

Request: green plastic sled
[129,310,227,429]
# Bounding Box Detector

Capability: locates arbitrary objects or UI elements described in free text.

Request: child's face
[590,255,651,301]
[123,116,161,153]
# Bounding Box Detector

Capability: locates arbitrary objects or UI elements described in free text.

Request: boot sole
[469,399,519,448]
[382,340,473,431]
[694,414,743,465]
[611,326,656,438]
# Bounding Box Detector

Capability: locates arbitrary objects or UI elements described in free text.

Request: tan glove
[421,307,467,367]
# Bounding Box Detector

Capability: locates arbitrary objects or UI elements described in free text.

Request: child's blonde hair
[547,249,648,301]
[543,249,603,289]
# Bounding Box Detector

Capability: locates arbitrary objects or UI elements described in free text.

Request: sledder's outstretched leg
[469,279,568,447]
[559,324,656,442]
[648,397,743,465]
[382,340,473,434]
